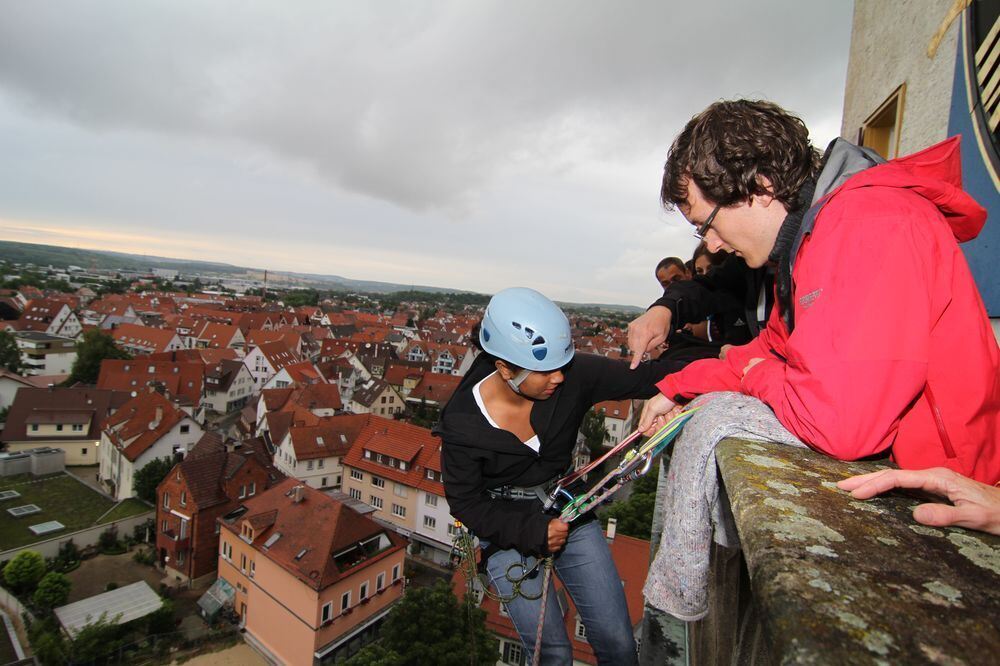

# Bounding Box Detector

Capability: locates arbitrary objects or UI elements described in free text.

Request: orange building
[217,478,407,665]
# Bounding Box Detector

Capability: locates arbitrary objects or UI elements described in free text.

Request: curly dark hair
[661,100,821,211]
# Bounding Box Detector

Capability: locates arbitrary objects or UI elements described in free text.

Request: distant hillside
[0,239,642,313]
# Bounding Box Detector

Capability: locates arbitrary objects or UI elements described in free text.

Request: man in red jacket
[638,100,1000,484]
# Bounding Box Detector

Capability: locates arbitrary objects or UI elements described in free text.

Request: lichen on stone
[947,532,1000,576]
[921,581,963,608]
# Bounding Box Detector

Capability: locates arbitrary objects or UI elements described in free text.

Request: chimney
[606,518,617,542]
[292,485,305,503]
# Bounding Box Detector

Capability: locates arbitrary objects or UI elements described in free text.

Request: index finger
[839,468,953,500]
[629,348,643,370]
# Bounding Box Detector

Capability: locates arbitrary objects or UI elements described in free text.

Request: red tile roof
[221,478,407,590]
[104,391,190,462]
[97,359,204,407]
[342,417,443,495]
[110,323,181,354]
[288,414,369,460]
[407,372,461,405]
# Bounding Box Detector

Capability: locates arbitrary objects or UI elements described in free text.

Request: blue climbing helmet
[479,287,575,372]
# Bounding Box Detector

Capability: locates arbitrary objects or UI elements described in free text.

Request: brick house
[156,434,280,585]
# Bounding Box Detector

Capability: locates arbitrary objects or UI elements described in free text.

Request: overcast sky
[0,1,854,307]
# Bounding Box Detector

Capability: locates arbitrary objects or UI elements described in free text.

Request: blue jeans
[483,520,638,665]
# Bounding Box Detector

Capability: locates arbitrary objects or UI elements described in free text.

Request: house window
[162,493,170,509]
[860,83,906,160]
[180,424,190,434]
[341,591,351,612]
[307,461,314,471]
[249,560,255,578]
[425,494,438,507]
[371,496,383,510]
[503,640,523,665]
[376,572,385,591]
[180,491,186,506]
[321,602,333,624]
[72,424,84,432]
[350,469,363,481]
[392,504,406,518]
[575,615,588,641]
[161,520,168,533]
[221,541,232,560]
[248,482,256,497]
[318,459,325,469]
[393,484,407,498]
[239,485,246,499]
[423,516,436,530]
[360,582,369,601]
[56,424,63,432]
[349,488,362,501]
[372,476,385,488]
[81,448,87,456]
[447,523,461,537]
[240,554,247,573]
[392,564,400,582]
[425,469,436,481]
[30,424,38,432]
[321,477,327,487]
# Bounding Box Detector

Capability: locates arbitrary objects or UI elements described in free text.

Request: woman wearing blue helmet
[437,287,681,665]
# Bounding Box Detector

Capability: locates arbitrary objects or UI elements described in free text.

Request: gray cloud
[0,1,853,305]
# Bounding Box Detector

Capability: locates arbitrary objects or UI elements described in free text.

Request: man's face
[680,178,787,268]
[656,265,688,289]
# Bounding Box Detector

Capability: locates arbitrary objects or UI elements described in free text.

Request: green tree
[146,598,175,634]
[133,457,174,504]
[346,581,496,666]
[69,614,123,663]
[0,330,21,373]
[2,550,46,594]
[580,408,609,457]
[599,461,661,540]
[66,329,131,385]
[284,288,320,307]
[33,572,71,610]
[343,643,404,666]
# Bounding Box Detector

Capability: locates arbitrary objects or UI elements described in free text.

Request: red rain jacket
[658,137,1000,484]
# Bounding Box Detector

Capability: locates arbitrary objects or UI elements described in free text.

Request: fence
[0,511,153,562]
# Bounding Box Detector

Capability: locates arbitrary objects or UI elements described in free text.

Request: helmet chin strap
[505,369,532,395]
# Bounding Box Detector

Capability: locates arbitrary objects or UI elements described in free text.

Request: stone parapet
[702,438,999,664]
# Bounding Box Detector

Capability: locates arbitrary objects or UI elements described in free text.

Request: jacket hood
[817,136,986,242]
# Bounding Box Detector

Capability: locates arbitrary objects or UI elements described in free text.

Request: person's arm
[577,352,685,404]
[629,257,755,368]
[837,467,1000,535]
[741,193,933,460]
[441,440,552,555]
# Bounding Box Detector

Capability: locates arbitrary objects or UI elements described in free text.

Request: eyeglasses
[693,204,720,240]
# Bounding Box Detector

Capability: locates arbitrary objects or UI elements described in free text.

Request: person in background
[655,256,690,289]
[838,468,1000,536]
[638,99,999,484]
[692,241,725,276]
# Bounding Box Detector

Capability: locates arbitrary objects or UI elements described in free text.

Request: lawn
[100,498,152,524]
[0,473,116,551]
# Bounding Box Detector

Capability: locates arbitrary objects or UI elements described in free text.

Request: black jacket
[435,352,679,557]
[651,254,772,344]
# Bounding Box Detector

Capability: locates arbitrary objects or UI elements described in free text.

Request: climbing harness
[452,406,699,664]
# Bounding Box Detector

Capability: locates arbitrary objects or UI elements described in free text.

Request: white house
[243,341,299,388]
[98,391,203,500]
